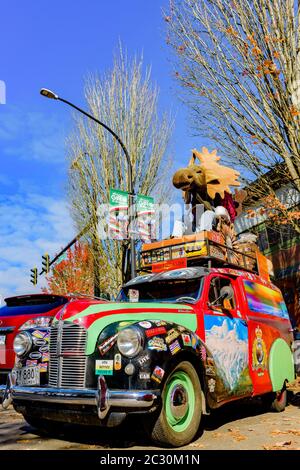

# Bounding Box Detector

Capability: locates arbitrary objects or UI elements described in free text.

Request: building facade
[235,184,300,328]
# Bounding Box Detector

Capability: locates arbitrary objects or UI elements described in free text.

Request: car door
[203,274,253,402]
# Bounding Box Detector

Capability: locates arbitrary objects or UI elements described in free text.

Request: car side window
[208,276,236,310]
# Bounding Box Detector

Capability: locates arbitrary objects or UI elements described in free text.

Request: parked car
[2,267,295,447]
[0,294,68,386]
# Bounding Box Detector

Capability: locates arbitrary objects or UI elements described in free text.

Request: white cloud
[0,190,75,298]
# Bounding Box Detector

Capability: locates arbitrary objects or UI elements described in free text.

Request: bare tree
[67,46,173,294]
[166,0,300,229]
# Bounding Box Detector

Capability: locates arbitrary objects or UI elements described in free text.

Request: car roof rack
[138,229,275,281]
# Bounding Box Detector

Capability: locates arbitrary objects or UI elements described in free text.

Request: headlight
[117,328,142,358]
[13,331,33,356]
[19,316,52,330]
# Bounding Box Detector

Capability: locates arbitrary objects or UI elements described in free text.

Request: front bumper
[2,374,160,420]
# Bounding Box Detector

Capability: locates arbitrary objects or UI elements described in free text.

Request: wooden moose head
[172,147,240,206]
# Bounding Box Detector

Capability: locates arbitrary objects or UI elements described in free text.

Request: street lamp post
[40,88,137,280]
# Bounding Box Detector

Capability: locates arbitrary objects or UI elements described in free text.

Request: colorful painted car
[0,294,68,386]
[2,267,295,447]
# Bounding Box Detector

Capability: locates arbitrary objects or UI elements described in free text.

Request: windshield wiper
[174,296,196,304]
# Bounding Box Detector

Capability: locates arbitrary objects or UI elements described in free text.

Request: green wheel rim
[165,371,195,433]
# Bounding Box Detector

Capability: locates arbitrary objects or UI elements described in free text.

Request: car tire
[271,389,287,412]
[149,361,202,447]
[262,387,287,412]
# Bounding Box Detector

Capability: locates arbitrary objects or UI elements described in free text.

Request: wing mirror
[208,285,234,308]
[220,286,234,301]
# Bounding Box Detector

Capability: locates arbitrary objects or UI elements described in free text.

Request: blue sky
[0,0,209,299]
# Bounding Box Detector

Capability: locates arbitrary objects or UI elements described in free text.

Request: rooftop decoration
[141,147,271,280]
[172,147,241,216]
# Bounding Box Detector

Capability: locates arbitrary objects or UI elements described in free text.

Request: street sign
[109,189,155,241]
[109,189,129,239]
[136,194,155,241]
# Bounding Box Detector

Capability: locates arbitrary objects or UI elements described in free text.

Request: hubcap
[170,384,188,420]
[276,390,285,403]
[165,371,195,433]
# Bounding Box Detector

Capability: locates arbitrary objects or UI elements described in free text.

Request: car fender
[94,319,220,409]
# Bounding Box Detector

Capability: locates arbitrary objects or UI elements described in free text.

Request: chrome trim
[8,375,160,416]
[49,323,87,388]
[96,375,159,418]
[169,384,188,419]
[11,386,96,405]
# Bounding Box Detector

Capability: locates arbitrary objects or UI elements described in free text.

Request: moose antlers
[191,147,240,199]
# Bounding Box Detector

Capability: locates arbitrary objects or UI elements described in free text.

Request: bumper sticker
[114,353,122,370]
[26,360,38,366]
[147,337,167,352]
[169,340,181,355]
[145,327,167,338]
[29,351,42,360]
[200,345,207,361]
[181,333,192,347]
[192,334,200,349]
[95,359,113,375]
[32,330,46,339]
[208,378,216,392]
[205,365,216,376]
[165,328,180,344]
[139,321,152,329]
[98,333,118,356]
[39,363,48,372]
[151,366,165,383]
[139,371,151,380]
[43,332,50,341]
[137,353,150,366]
[152,320,167,327]
[33,338,46,347]
[42,352,49,362]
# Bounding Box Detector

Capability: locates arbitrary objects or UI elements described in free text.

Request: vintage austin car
[2,265,295,447]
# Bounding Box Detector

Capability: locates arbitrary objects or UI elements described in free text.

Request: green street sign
[136,194,154,214]
[109,189,129,208]
[109,189,155,240]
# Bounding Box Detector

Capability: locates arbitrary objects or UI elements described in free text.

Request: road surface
[1,389,300,450]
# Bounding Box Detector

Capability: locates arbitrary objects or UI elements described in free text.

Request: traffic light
[42,253,50,274]
[30,268,38,286]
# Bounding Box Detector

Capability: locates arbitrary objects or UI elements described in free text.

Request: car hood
[53,301,198,355]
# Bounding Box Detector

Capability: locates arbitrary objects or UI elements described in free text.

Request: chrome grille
[49,323,87,388]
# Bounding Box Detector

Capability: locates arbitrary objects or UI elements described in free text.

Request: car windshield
[118,277,203,303]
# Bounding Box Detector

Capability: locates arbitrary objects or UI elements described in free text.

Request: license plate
[12,366,40,386]
[0,335,5,345]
